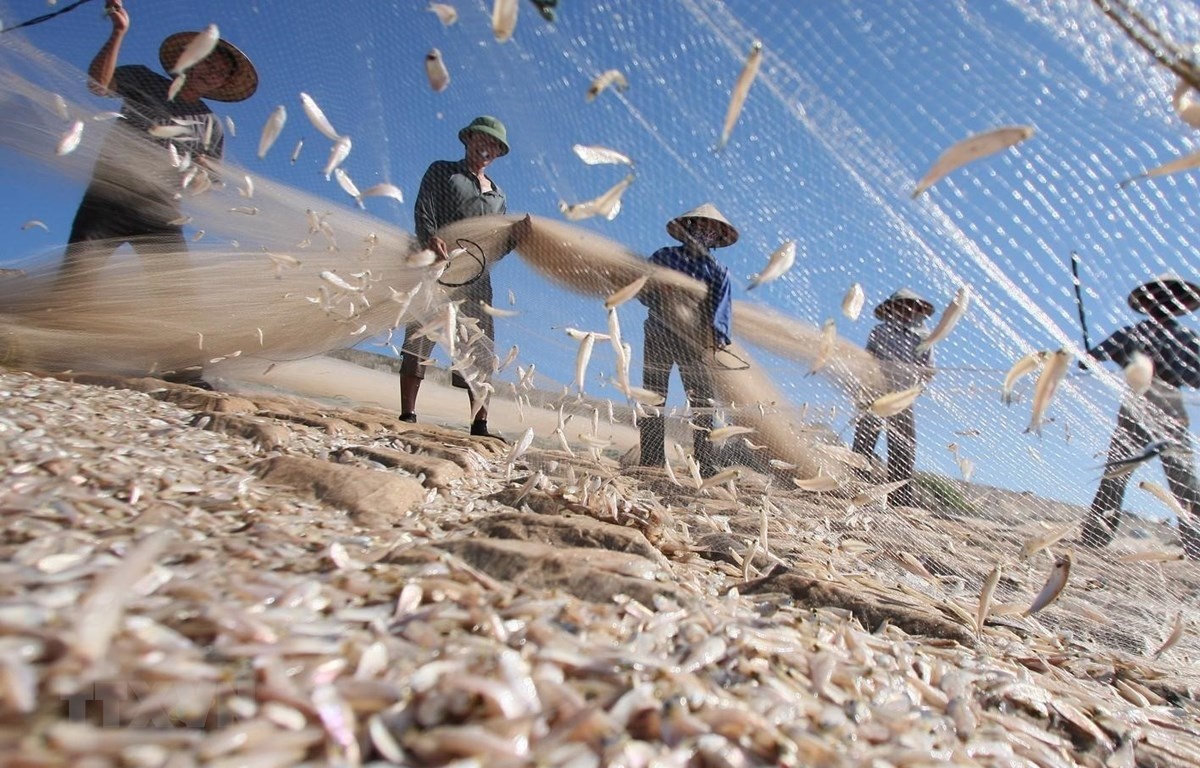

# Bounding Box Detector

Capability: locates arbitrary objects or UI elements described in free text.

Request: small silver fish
[574,332,596,391]
[361,183,404,203]
[171,24,220,74]
[258,105,287,159]
[707,425,754,444]
[717,40,763,150]
[224,115,236,137]
[334,168,364,208]
[290,138,305,164]
[587,69,628,101]
[425,49,450,92]
[747,240,795,289]
[605,275,648,309]
[492,0,518,42]
[1152,612,1186,658]
[808,318,836,375]
[300,92,341,141]
[1124,351,1154,396]
[869,385,924,418]
[323,135,353,180]
[842,283,865,321]
[20,220,48,232]
[792,471,839,492]
[480,301,519,318]
[1137,480,1188,518]
[1119,147,1200,187]
[167,73,187,102]
[917,285,970,353]
[976,564,1002,634]
[1001,350,1049,405]
[50,93,69,121]
[625,386,665,407]
[56,120,84,155]
[1025,349,1071,436]
[572,144,634,166]
[428,3,458,25]
[1023,552,1071,617]
[1019,520,1076,560]
[912,125,1035,197]
[559,174,634,221]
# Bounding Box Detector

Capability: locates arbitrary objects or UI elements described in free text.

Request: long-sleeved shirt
[413,159,506,248]
[643,245,732,347]
[1091,317,1200,389]
[866,320,932,389]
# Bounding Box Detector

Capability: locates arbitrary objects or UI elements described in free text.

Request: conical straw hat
[874,288,935,320]
[159,32,259,103]
[1127,273,1200,316]
[666,203,739,248]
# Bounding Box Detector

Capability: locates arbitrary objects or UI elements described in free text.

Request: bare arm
[87,1,129,96]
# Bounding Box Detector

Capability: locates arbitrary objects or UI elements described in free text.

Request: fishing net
[1,0,1198,657]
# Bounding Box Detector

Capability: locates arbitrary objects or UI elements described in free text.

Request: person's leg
[885,406,917,507]
[459,278,500,437]
[851,411,884,480]
[678,348,719,476]
[1081,403,1147,547]
[55,196,126,299]
[638,321,672,467]
[1152,391,1200,558]
[399,324,435,421]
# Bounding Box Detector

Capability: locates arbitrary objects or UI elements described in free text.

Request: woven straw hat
[159,33,258,103]
[666,203,739,248]
[874,288,935,320]
[1127,273,1200,316]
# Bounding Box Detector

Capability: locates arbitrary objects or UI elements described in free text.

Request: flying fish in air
[425,49,450,92]
[911,125,1035,198]
[717,40,763,150]
[492,0,518,42]
[299,92,341,141]
[587,70,628,102]
[427,3,458,25]
[171,24,220,75]
[747,240,795,290]
[572,144,634,167]
[258,105,287,159]
[558,174,634,221]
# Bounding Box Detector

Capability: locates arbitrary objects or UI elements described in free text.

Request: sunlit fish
[323,135,353,180]
[572,144,634,166]
[171,24,220,75]
[359,183,404,204]
[747,240,795,290]
[559,174,634,221]
[290,138,304,164]
[480,301,519,318]
[842,283,865,321]
[717,40,763,150]
[1173,79,1200,129]
[1001,350,1049,405]
[20,220,48,231]
[258,105,287,159]
[707,425,754,444]
[428,3,458,25]
[605,275,648,309]
[869,385,923,418]
[300,92,341,141]
[976,564,1002,634]
[1124,351,1154,396]
[334,168,364,208]
[1153,612,1186,658]
[917,285,970,353]
[1119,148,1200,188]
[56,120,84,155]
[1138,480,1187,518]
[574,332,596,391]
[1023,552,1071,617]
[167,73,186,102]
[587,69,628,101]
[1025,349,1070,436]
[425,49,450,92]
[492,0,518,42]
[808,318,836,376]
[50,93,69,121]
[1019,520,1076,561]
[911,125,1035,198]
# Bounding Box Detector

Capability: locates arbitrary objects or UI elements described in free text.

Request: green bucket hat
[458,115,509,157]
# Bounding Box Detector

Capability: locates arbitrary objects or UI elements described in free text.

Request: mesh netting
[1,0,1199,654]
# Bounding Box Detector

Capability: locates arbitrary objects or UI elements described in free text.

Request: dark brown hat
[1127,273,1200,316]
[666,203,739,248]
[159,32,258,103]
[874,288,935,320]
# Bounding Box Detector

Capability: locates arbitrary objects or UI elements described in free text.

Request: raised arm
[87,1,129,96]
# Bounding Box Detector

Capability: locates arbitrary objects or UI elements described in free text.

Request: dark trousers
[638,319,717,471]
[399,272,495,391]
[851,406,917,507]
[1082,386,1200,557]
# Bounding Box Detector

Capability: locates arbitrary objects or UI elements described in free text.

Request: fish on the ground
[425,49,450,92]
[1001,350,1049,405]
[976,564,1002,633]
[747,240,795,290]
[1023,552,1071,616]
[572,144,634,166]
[912,125,1035,197]
[842,283,865,321]
[917,285,970,353]
[587,69,628,101]
[717,40,763,150]
[1025,349,1071,436]
[300,92,341,141]
[258,106,287,159]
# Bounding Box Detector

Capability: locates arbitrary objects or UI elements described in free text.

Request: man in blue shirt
[851,289,935,508]
[1080,274,1200,558]
[637,203,735,476]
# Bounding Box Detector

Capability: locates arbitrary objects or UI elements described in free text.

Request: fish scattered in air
[290,138,305,165]
[842,283,865,321]
[1019,520,1076,561]
[492,0,518,42]
[1025,349,1070,436]
[975,564,1002,634]
[558,174,634,221]
[361,183,404,203]
[1137,480,1187,518]
[1124,351,1154,395]
[334,169,364,209]
[56,120,84,155]
[1102,440,1181,480]
[167,74,186,102]
[917,285,970,353]
[258,106,286,159]
[300,92,340,141]
[170,24,220,75]
[747,240,795,290]
[1152,612,1186,658]
[808,318,836,376]
[425,49,450,92]
[480,301,519,318]
[20,220,48,232]
[792,471,839,492]
[717,40,763,150]
[323,135,353,180]
[427,3,458,25]
[605,276,648,309]
[573,332,596,391]
[572,144,634,166]
[911,125,1035,198]
[1023,552,1071,617]
[225,115,236,137]
[1173,79,1200,129]
[1118,149,1200,188]
[239,174,254,198]
[587,69,628,102]
[1001,350,1049,405]
[707,425,754,444]
[869,385,924,418]
[148,124,189,139]
[50,93,69,121]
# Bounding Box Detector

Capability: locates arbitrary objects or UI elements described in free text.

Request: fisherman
[399,116,530,439]
[850,289,936,507]
[59,0,257,295]
[637,204,736,477]
[1079,274,1200,558]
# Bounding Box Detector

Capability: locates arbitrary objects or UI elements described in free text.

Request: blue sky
[3,0,1200,511]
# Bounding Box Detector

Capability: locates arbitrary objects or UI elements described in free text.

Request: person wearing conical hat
[636,203,737,476]
[398,116,530,440]
[850,288,936,508]
[58,0,258,353]
[1080,274,1200,558]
